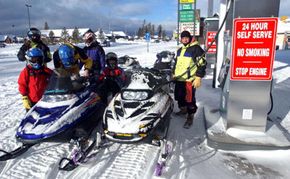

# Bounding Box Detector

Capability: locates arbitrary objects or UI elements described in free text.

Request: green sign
[179,10,194,22]
[180,3,193,10]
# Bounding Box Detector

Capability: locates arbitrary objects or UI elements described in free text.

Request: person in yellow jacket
[173,30,207,129]
[53,43,93,79]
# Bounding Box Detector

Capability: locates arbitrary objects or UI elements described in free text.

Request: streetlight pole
[25,4,32,29]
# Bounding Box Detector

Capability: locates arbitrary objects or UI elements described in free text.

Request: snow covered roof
[41,28,90,37]
[0,35,9,41]
[112,31,127,37]
[277,20,290,33]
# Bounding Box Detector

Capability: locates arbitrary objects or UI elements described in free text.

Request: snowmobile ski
[0,143,34,161]
[183,121,193,129]
[154,140,173,176]
[58,132,102,171]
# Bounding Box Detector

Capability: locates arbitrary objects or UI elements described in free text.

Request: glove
[192,77,201,88]
[83,69,90,77]
[22,96,31,110]
[172,74,176,80]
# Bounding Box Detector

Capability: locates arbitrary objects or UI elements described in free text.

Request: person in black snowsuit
[97,52,126,104]
[17,27,52,64]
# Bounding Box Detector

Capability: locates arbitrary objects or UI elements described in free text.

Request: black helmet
[27,27,41,42]
[106,52,118,68]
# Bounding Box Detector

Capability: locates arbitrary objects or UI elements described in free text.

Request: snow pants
[174,81,198,115]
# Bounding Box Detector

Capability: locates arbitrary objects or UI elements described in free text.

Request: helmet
[58,44,74,69]
[26,48,44,70]
[27,27,41,42]
[83,30,95,46]
[106,52,118,69]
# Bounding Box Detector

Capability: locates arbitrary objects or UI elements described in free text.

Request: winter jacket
[83,41,105,74]
[53,44,93,75]
[173,41,207,82]
[18,65,52,103]
[17,40,52,63]
[99,67,126,88]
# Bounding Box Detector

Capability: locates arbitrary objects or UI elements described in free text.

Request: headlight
[122,91,149,100]
[42,94,76,102]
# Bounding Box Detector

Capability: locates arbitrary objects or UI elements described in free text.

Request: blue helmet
[26,48,44,70]
[58,44,74,68]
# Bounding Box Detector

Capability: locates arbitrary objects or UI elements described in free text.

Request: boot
[183,114,194,129]
[175,107,187,115]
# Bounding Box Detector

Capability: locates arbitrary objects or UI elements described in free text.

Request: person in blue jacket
[82,29,105,80]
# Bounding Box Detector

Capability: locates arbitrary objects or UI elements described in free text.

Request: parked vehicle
[0,43,6,48]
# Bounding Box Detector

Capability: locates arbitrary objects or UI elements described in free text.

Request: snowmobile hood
[103,68,173,142]
[104,90,173,142]
[16,88,102,143]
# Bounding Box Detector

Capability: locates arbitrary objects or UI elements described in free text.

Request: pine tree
[151,24,155,37]
[61,27,69,42]
[137,28,143,38]
[44,22,49,30]
[72,27,80,43]
[157,25,162,39]
[162,30,166,40]
[48,30,54,44]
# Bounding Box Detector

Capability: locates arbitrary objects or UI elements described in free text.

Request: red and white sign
[179,22,200,36]
[206,31,217,54]
[230,17,278,81]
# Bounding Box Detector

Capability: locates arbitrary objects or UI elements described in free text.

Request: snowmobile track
[97,143,158,179]
[0,143,69,179]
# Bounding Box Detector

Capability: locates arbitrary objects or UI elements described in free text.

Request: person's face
[108,59,117,69]
[181,36,190,45]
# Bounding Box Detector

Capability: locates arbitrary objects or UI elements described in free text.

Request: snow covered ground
[0,41,289,179]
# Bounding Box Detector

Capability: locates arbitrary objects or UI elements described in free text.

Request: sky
[0,0,290,36]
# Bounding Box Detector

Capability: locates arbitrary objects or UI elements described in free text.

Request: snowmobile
[118,55,141,71]
[0,71,105,161]
[103,67,173,143]
[153,51,175,72]
[100,68,174,176]
[153,51,175,92]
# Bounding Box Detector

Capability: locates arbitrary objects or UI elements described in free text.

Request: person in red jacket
[98,52,126,103]
[18,48,52,112]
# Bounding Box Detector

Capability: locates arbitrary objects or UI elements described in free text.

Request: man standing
[173,30,207,129]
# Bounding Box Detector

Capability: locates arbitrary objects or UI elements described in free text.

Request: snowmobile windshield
[118,56,127,65]
[44,72,83,95]
[154,51,175,70]
[125,68,167,93]
[156,51,174,62]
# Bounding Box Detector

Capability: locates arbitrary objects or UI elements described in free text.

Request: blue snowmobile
[0,71,105,161]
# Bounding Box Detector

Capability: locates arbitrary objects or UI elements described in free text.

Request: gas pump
[204,16,219,88]
[204,0,290,149]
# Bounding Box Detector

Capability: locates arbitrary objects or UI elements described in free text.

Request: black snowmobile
[153,51,175,92]
[118,55,141,71]
[153,51,175,72]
